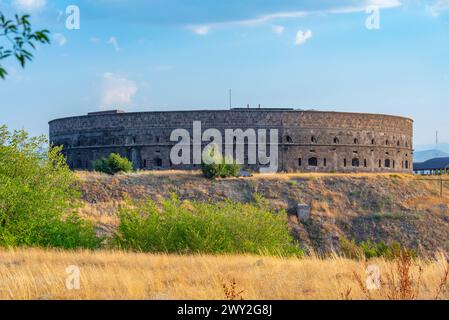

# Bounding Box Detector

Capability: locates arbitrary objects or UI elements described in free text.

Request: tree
[0,12,50,79]
[0,126,100,249]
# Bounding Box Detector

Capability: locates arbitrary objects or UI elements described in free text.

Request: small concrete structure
[297,204,311,222]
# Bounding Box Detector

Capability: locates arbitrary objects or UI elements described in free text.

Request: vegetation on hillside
[76,171,449,257]
[201,146,242,179]
[94,153,133,175]
[115,195,302,256]
[339,237,417,260]
[0,126,100,249]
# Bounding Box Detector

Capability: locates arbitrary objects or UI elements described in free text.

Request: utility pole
[436,130,439,146]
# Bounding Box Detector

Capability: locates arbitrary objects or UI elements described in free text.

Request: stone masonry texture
[49,109,414,173]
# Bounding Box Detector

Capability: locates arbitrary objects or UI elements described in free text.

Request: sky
[0,0,449,148]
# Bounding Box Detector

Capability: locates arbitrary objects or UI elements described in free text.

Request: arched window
[143,159,147,168]
[371,139,376,145]
[354,138,359,145]
[132,137,136,144]
[333,137,339,144]
[397,141,400,147]
[344,159,347,167]
[352,158,360,167]
[311,136,317,144]
[386,140,390,146]
[308,157,318,167]
[379,160,382,168]
[323,158,327,167]
[364,159,367,167]
[285,136,293,143]
[385,159,391,168]
[298,158,302,167]
[405,160,409,169]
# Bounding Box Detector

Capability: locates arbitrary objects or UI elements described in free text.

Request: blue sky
[0,0,449,147]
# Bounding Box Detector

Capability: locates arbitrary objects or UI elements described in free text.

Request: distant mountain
[413,149,449,163]
[415,143,449,153]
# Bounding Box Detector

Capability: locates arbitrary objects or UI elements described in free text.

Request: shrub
[339,237,364,260]
[340,237,417,260]
[200,146,242,179]
[0,126,101,249]
[94,153,133,175]
[114,195,303,256]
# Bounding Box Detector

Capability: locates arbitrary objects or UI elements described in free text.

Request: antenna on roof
[229,89,232,110]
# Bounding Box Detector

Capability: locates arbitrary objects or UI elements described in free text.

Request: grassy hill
[76,171,449,257]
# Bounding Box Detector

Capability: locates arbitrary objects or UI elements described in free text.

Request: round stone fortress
[49,108,414,173]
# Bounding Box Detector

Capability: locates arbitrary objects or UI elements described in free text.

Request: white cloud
[188,11,306,35]
[272,25,285,35]
[100,73,137,109]
[428,0,449,16]
[107,37,121,51]
[190,25,211,36]
[12,0,46,12]
[53,33,67,46]
[295,29,312,46]
[239,11,309,26]
[187,1,402,35]
[330,0,401,13]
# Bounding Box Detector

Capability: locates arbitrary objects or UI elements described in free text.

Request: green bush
[339,237,364,260]
[114,195,303,256]
[94,153,133,175]
[340,237,417,260]
[0,126,101,249]
[200,147,242,179]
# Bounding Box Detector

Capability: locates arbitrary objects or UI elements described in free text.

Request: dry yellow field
[0,248,448,300]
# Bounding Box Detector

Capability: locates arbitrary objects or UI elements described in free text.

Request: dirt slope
[77,171,449,257]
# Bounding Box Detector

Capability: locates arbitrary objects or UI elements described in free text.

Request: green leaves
[0,11,50,80]
[114,195,303,256]
[201,150,242,179]
[0,125,101,249]
[94,153,133,175]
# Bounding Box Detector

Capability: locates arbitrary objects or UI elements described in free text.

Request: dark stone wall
[49,110,414,173]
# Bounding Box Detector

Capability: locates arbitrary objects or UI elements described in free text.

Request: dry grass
[1,248,448,300]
